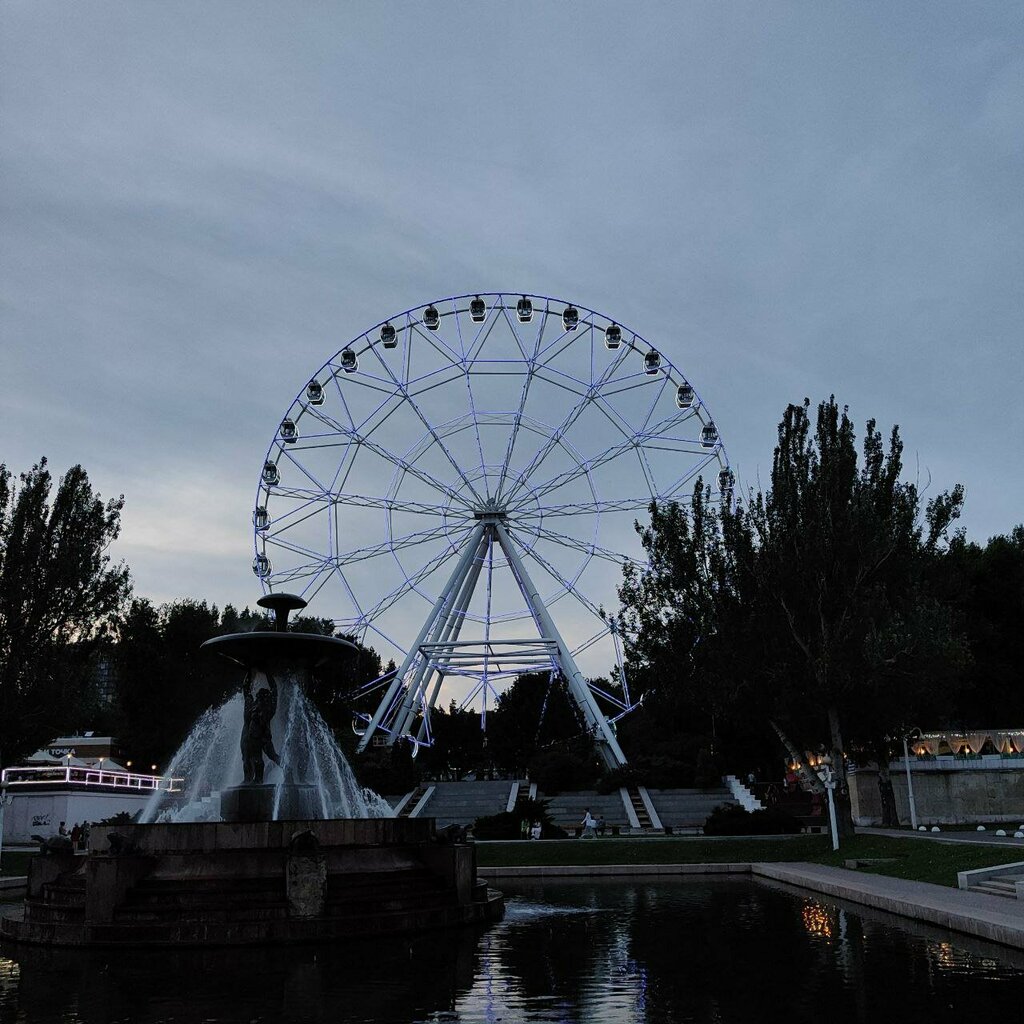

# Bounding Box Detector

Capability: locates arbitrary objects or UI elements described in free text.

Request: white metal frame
[253,293,731,768]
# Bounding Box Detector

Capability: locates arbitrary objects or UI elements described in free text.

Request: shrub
[474,797,565,840]
[702,803,801,836]
[97,810,140,827]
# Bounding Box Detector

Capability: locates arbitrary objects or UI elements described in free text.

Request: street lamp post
[818,755,840,852]
[902,729,921,831]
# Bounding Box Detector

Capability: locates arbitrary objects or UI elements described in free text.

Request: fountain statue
[0,591,504,946]
[241,669,280,784]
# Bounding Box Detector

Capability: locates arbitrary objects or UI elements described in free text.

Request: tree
[487,671,585,776]
[617,398,966,833]
[0,460,131,764]
[740,398,964,832]
[936,527,1024,727]
[114,598,235,768]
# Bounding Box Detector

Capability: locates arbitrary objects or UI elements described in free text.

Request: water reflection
[3,879,1024,1023]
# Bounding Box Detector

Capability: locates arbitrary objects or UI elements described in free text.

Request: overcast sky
[3,1,1022,626]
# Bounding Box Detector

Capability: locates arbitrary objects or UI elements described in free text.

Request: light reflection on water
[2,878,1024,1023]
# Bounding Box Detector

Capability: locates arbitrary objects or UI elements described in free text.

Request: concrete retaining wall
[850,767,1024,826]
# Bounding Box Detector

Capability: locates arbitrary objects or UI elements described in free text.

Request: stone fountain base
[0,818,503,947]
[219,782,320,822]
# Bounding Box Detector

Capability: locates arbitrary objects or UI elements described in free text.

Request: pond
[2,877,1023,1022]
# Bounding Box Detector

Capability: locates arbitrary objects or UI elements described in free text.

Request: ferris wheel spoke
[571,625,613,660]
[496,303,537,363]
[513,497,658,518]
[520,436,640,505]
[525,524,645,570]
[270,557,331,587]
[407,321,464,375]
[502,342,634,506]
[639,373,673,431]
[313,418,470,509]
[503,525,603,619]
[357,541,465,623]
[336,521,473,567]
[450,306,489,486]
[264,530,332,563]
[329,492,474,518]
[463,302,506,365]
[367,339,485,505]
[660,449,722,498]
[493,344,542,503]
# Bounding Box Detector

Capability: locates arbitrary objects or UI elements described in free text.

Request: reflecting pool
[3,877,1024,1023]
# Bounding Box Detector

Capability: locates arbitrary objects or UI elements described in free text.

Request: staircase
[422,781,514,828]
[967,876,1024,899]
[626,787,653,829]
[959,862,1024,900]
[396,784,429,818]
[646,788,736,831]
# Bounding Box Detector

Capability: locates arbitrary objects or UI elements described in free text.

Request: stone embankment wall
[850,763,1024,825]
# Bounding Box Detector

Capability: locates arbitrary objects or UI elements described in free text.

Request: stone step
[969,882,1019,898]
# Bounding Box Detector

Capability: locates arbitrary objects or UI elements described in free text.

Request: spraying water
[142,675,392,823]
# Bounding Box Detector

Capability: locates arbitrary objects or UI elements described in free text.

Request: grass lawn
[477,834,1024,887]
[0,852,32,877]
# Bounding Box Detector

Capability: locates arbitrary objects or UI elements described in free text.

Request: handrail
[1,765,183,792]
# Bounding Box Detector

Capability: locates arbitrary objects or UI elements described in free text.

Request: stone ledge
[481,859,1024,952]
[753,863,1024,950]
[479,863,752,878]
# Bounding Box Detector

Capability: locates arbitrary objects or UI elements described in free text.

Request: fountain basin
[1,817,503,947]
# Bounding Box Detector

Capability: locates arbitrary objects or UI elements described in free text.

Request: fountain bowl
[2,817,503,947]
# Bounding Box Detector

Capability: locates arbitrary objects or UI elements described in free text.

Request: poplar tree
[0,459,131,763]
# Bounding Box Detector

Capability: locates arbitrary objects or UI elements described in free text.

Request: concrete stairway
[646,788,735,830]
[959,861,1024,900]
[967,876,1024,899]
[626,787,654,829]
[541,791,629,833]
[395,783,430,818]
[416,780,516,828]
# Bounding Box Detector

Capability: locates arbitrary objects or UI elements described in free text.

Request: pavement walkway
[858,826,1024,849]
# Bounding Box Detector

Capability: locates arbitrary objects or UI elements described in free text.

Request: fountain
[141,593,390,825]
[1,593,503,946]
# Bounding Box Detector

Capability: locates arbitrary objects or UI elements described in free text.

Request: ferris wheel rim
[252,291,731,654]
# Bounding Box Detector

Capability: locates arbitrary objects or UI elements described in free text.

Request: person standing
[581,808,597,839]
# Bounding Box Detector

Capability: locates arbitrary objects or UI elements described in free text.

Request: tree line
[2,396,1021,820]
[615,397,1021,832]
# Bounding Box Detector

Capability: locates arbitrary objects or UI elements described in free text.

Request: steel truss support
[356,521,486,753]
[492,522,627,770]
[356,516,628,770]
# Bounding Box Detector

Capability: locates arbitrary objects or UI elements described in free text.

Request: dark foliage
[474,797,559,839]
[702,803,801,836]
[0,460,131,765]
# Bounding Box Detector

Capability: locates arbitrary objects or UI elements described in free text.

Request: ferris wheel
[252,292,731,768]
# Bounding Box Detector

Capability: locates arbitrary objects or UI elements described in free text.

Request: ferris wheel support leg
[493,522,628,770]
[357,521,487,753]
[396,529,489,740]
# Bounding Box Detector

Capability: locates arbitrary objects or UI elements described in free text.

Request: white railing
[1,765,183,792]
